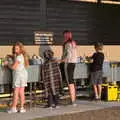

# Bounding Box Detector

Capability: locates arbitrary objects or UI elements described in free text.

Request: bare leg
[93,85,98,99]
[11,87,19,108]
[19,87,25,108]
[68,84,76,103]
[98,84,102,99]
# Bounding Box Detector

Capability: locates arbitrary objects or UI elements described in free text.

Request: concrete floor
[0,100,120,120]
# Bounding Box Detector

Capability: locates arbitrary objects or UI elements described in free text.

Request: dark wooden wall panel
[0,0,41,45]
[47,1,120,45]
[46,0,94,45]
[94,4,120,45]
[0,0,119,45]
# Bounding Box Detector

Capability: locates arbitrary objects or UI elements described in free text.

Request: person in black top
[91,43,104,101]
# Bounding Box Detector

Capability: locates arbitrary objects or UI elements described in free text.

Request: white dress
[12,54,28,88]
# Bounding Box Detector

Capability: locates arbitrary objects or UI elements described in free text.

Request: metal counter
[73,62,111,79]
[0,65,41,85]
[0,62,119,85]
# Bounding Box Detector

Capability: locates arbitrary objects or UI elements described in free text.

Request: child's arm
[8,55,22,70]
[86,53,94,63]
[60,43,72,63]
[8,61,19,70]
[88,53,94,59]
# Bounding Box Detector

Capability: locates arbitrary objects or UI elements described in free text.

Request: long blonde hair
[12,42,29,68]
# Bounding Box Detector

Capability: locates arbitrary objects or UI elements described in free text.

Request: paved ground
[0,100,120,120]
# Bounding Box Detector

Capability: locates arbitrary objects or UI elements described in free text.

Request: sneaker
[19,108,26,113]
[48,106,53,110]
[72,103,77,107]
[71,101,77,107]
[44,105,53,110]
[97,98,101,102]
[7,108,18,114]
[55,106,60,109]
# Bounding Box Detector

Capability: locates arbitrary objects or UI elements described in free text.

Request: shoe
[19,108,26,113]
[7,108,18,114]
[71,101,77,107]
[47,106,53,109]
[55,106,60,109]
[94,98,100,102]
[97,98,101,102]
[44,105,53,109]
[72,103,77,107]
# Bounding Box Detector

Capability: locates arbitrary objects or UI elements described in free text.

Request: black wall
[0,0,120,45]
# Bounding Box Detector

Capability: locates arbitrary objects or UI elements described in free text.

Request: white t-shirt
[63,42,77,63]
[15,54,25,72]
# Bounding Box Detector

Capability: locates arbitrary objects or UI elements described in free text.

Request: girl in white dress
[6,42,29,113]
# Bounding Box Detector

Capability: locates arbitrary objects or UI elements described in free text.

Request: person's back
[91,52,104,72]
[63,41,77,63]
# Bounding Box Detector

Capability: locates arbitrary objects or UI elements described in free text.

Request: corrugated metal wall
[0,0,41,44]
[46,1,120,45]
[0,0,120,45]
[94,4,120,45]
[46,0,95,45]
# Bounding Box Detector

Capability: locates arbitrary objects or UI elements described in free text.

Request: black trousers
[47,92,59,107]
[64,63,75,84]
[60,62,66,82]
